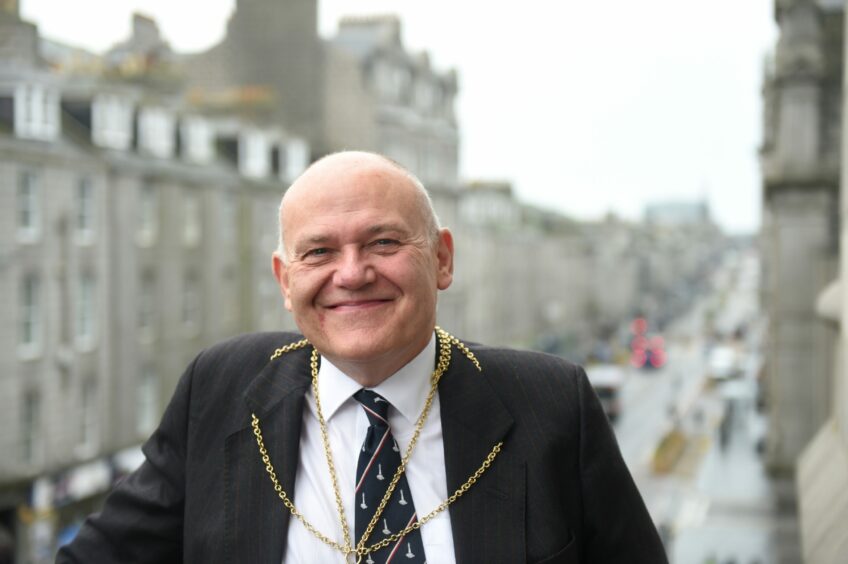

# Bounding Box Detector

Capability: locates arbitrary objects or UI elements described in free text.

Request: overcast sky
[22,0,778,234]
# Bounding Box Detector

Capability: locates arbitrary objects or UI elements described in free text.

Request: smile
[326,299,392,311]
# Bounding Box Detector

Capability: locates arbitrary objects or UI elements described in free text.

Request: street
[608,250,801,564]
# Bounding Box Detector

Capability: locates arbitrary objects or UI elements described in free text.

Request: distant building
[183,0,325,152]
[325,15,459,188]
[644,200,710,227]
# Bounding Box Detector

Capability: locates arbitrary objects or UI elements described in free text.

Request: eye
[374,239,397,246]
[303,248,330,259]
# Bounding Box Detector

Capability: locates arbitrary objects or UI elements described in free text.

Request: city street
[609,251,801,563]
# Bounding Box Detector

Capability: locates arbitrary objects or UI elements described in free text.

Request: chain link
[310,348,354,554]
[269,338,310,361]
[251,327,500,561]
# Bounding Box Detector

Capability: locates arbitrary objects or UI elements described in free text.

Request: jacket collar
[439,346,523,563]
[226,343,312,563]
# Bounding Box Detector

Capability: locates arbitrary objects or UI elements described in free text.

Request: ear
[272,251,294,311]
[435,228,454,291]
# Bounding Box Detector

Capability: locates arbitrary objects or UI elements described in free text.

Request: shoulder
[184,331,306,390]
[170,331,307,429]
[194,331,305,364]
[460,341,592,413]
[470,342,585,381]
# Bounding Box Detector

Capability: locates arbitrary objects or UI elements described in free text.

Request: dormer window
[181,116,214,164]
[239,129,270,179]
[281,138,309,182]
[138,106,175,159]
[14,84,60,141]
[92,94,133,150]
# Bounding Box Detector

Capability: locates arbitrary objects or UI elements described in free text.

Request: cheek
[391,255,439,294]
[286,270,324,306]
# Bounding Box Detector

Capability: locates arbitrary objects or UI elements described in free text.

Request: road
[608,249,801,563]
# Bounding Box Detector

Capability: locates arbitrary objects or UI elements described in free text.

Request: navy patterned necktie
[353,389,426,564]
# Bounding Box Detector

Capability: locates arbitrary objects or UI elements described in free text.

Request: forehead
[281,158,423,238]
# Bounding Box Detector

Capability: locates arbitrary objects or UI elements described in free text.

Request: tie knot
[353,389,390,424]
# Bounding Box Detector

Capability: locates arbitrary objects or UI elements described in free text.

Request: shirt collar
[317,333,437,423]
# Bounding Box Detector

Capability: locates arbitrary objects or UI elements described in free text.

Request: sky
[21,0,778,234]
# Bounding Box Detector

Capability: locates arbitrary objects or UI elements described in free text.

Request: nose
[333,247,375,289]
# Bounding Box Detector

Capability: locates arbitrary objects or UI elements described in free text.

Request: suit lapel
[439,347,525,564]
[224,345,312,564]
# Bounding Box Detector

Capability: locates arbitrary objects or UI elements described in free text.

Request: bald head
[277,151,440,260]
[270,150,455,384]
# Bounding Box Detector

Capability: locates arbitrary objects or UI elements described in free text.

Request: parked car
[707,345,742,381]
[586,364,626,422]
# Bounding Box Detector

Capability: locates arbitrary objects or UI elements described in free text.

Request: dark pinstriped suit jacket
[57,332,668,564]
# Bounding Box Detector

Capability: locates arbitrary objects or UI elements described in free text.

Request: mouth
[325,299,392,312]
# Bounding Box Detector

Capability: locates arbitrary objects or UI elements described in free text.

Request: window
[138,107,175,158]
[17,171,40,241]
[239,129,270,178]
[76,177,95,241]
[137,182,158,245]
[136,366,159,436]
[183,191,201,247]
[19,273,41,355]
[182,272,201,331]
[21,390,41,464]
[80,378,99,452]
[182,116,214,163]
[76,273,97,348]
[92,94,133,150]
[221,264,237,326]
[14,84,60,141]
[283,139,309,182]
[222,191,238,244]
[138,271,156,340]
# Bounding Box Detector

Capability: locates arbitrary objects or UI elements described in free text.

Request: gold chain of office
[251,326,502,564]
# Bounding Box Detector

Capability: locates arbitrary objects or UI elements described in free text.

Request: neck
[320,335,432,388]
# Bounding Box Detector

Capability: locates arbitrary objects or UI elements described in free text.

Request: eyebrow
[291,224,410,253]
[365,223,408,236]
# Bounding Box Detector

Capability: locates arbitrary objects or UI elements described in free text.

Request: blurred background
[1,0,846,562]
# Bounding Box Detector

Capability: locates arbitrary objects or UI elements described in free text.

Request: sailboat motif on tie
[353,388,426,563]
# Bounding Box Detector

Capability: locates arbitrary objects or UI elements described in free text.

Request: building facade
[795,1,848,562]
[760,0,843,474]
[0,9,307,561]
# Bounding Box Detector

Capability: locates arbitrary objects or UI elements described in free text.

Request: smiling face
[272,152,454,385]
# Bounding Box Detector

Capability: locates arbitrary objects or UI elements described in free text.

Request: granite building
[0,7,307,561]
[759,0,843,474]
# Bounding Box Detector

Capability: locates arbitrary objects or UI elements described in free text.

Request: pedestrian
[57,151,667,563]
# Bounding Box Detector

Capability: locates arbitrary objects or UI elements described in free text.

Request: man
[58,151,667,563]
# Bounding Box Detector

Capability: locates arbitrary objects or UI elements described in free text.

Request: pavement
[663,377,801,564]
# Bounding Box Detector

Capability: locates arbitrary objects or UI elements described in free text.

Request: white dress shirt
[283,334,456,563]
